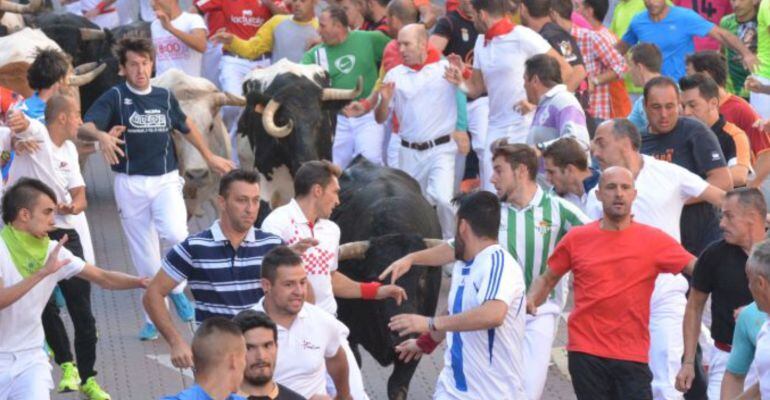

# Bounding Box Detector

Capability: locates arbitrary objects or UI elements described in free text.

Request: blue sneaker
[138,322,159,341]
[169,293,195,322]
[54,286,66,308]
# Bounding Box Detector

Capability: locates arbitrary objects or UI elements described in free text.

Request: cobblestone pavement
[49,155,576,399]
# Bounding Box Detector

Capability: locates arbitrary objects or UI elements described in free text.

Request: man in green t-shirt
[302,6,390,168]
[720,0,759,98]
[746,0,770,118]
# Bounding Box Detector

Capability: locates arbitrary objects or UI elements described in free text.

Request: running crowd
[3,0,770,398]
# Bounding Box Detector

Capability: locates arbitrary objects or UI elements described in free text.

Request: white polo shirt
[252,300,346,398]
[7,119,86,230]
[384,59,458,144]
[435,244,527,399]
[585,155,708,302]
[472,26,551,140]
[0,237,85,353]
[262,199,340,315]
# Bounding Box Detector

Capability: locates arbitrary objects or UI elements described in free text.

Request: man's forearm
[681,299,705,363]
[96,269,143,290]
[167,26,207,53]
[374,97,390,124]
[0,272,48,310]
[182,125,214,161]
[326,349,351,398]
[331,271,364,298]
[736,383,761,400]
[434,300,507,332]
[78,123,104,142]
[407,243,454,267]
[719,29,754,59]
[750,151,770,187]
[143,289,186,346]
[721,371,747,399]
[527,271,560,309]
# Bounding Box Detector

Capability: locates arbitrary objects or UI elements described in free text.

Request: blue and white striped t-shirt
[163,220,283,322]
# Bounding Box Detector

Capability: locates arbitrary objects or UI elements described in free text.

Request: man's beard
[244,368,273,386]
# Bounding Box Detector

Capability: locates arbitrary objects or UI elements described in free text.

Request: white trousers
[0,348,52,400]
[334,112,386,168]
[481,121,530,193]
[750,75,770,119]
[114,172,188,321]
[325,339,369,400]
[707,347,729,400]
[220,55,268,165]
[202,42,223,90]
[400,145,457,239]
[649,291,687,400]
[523,312,558,400]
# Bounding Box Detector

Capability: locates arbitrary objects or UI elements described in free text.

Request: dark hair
[630,43,662,73]
[44,94,76,125]
[549,0,572,19]
[453,191,500,239]
[387,0,419,23]
[2,178,58,224]
[324,5,350,27]
[192,317,243,373]
[261,246,303,283]
[525,53,562,87]
[607,118,642,150]
[686,51,728,88]
[582,0,608,21]
[542,137,589,170]
[643,76,679,104]
[726,187,767,217]
[471,0,509,15]
[294,160,342,197]
[679,73,720,101]
[232,310,278,342]
[113,36,155,66]
[490,140,539,181]
[219,169,260,197]
[27,49,71,91]
[522,0,550,18]
[372,0,389,8]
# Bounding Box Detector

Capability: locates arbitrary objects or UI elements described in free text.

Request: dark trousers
[41,228,98,381]
[568,351,653,400]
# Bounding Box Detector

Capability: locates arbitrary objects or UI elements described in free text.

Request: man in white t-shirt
[261,160,406,400]
[252,246,352,399]
[743,239,770,399]
[65,0,120,29]
[444,0,571,192]
[151,0,208,77]
[587,118,726,399]
[389,191,527,399]
[0,178,147,400]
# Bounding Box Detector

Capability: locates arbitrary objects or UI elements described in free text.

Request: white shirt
[252,300,346,398]
[435,244,527,399]
[757,319,770,398]
[0,127,11,194]
[384,60,458,144]
[261,199,340,315]
[151,12,207,77]
[0,237,85,353]
[472,26,551,139]
[7,119,86,230]
[585,155,708,301]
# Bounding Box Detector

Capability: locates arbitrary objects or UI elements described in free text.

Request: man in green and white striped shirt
[380,141,588,400]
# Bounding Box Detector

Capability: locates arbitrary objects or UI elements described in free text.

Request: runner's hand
[289,238,319,254]
[210,28,234,46]
[375,284,407,306]
[389,313,429,336]
[342,101,367,118]
[675,363,695,392]
[378,255,413,283]
[452,131,470,155]
[7,109,29,133]
[170,341,194,369]
[41,235,71,276]
[525,297,538,316]
[99,126,126,165]
[206,154,235,176]
[395,338,423,362]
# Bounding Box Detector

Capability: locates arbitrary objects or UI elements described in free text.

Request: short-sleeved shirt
[727,302,766,374]
[548,220,694,363]
[433,11,479,64]
[195,0,274,40]
[539,22,584,68]
[0,237,86,353]
[227,15,318,63]
[528,84,590,149]
[163,220,283,322]
[721,94,770,158]
[151,12,208,77]
[692,239,753,344]
[246,383,305,400]
[302,31,391,100]
[712,116,752,170]
[84,83,190,176]
[161,384,246,400]
[757,0,770,79]
[261,199,340,316]
[252,300,345,399]
[472,26,551,138]
[628,95,648,132]
[674,0,733,51]
[755,320,770,398]
[622,6,715,81]
[435,244,527,399]
[720,14,757,97]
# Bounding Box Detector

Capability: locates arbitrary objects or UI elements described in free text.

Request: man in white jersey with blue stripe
[387,190,527,399]
[382,141,588,399]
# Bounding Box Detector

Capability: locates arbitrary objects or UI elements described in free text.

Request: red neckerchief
[457,9,472,21]
[484,18,515,46]
[407,46,441,71]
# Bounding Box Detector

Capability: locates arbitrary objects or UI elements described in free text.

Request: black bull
[332,157,443,400]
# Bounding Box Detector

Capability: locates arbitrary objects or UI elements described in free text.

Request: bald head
[599,166,635,188]
[399,23,428,43]
[597,166,637,221]
[398,23,429,66]
[44,95,77,126]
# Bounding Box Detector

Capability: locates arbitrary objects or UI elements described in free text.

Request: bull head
[69,62,106,87]
[0,0,42,14]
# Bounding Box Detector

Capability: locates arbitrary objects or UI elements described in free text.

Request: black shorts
[568,351,653,400]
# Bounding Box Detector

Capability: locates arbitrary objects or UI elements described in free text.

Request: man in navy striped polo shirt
[142,169,316,370]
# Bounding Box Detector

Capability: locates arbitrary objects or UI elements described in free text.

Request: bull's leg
[388,358,420,400]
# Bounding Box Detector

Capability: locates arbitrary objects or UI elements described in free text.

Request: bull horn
[0,0,43,13]
[80,28,106,41]
[423,238,444,248]
[321,76,363,101]
[338,241,370,261]
[261,99,293,138]
[69,63,106,87]
[214,92,247,108]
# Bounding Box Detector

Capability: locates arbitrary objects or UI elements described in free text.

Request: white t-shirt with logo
[7,119,86,230]
[252,300,346,398]
[0,238,86,353]
[151,12,208,77]
[261,199,340,315]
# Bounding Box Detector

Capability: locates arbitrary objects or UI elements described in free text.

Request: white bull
[151,68,246,217]
[0,0,42,34]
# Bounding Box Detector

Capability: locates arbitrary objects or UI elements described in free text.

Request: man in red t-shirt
[528,166,696,400]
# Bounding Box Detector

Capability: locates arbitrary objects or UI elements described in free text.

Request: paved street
[49,154,577,399]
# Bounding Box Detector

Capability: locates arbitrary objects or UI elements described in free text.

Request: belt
[223,51,270,61]
[714,341,732,352]
[401,134,451,151]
